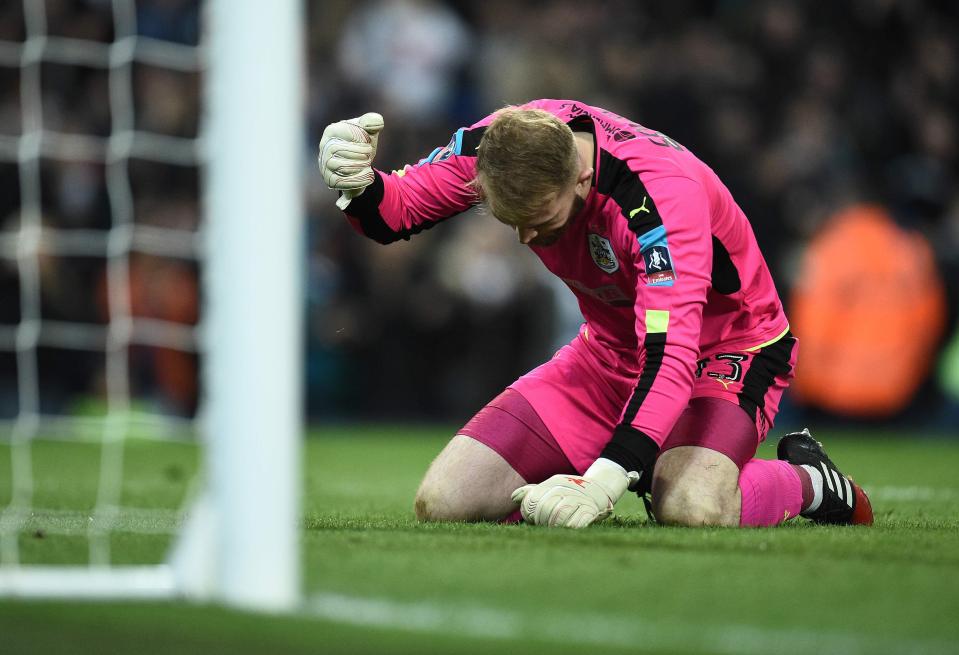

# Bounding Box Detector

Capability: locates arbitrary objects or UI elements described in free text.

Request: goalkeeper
[319,101,874,529]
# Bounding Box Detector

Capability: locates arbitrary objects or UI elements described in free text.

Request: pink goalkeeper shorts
[459,331,798,477]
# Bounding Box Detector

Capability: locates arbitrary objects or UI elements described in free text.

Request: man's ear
[578,167,594,186]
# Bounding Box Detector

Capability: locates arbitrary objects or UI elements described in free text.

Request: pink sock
[738,459,804,527]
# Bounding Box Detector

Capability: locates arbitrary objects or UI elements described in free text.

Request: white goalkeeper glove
[510,458,640,529]
[318,112,385,210]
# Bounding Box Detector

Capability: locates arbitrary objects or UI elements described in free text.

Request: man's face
[515,186,586,247]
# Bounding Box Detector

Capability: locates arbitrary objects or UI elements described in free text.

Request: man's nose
[518,226,537,244]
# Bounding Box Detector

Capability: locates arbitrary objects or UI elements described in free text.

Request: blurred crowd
[0,0,200,418]
[310,0,958,428]
[0,0,956,430]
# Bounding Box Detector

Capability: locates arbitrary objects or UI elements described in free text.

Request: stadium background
[1,2,958,653]
[0,0,956,434]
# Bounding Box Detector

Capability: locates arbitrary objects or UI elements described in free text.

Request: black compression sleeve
[600,425,660,495]
[341,173,402,244]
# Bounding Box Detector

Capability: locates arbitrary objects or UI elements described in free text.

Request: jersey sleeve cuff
[341,173,400,244]
[600,425,660,493]
[342,171,384,215]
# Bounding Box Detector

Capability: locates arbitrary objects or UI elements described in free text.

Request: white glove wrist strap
[583,457,638,503]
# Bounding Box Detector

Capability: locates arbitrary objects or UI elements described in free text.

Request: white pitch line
[866,486,959,502]
[0,508,183,536]
[307,592,956,655]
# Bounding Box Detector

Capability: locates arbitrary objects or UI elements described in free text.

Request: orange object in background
[790,204,947,417]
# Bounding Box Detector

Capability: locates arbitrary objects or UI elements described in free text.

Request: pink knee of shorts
[661,397,760,469]
[458,388,575,483]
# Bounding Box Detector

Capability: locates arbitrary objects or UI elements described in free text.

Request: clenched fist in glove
[318,112,384,210]
[511,458,640,529]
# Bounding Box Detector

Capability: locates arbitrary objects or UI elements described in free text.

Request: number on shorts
[707,353,747,383]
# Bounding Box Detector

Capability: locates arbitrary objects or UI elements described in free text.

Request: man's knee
[652,487,734,527]
[413,485,434,522]
[414,476,514,522]
[651,446,741,527]
[414,481,466,522]
[413,434,525,523]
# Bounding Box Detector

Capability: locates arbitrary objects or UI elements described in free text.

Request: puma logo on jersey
[629,196,651,217]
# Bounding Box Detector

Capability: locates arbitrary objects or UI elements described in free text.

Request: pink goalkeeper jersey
[342,99,789,450]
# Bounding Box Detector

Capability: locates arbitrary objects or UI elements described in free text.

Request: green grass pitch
[1,426,958,654]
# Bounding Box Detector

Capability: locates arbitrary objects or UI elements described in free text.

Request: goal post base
[0,0,303,611]
[0,565,177,600]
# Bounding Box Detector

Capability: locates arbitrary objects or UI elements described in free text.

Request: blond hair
[473,107,579,227]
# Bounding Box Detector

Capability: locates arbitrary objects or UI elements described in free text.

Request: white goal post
[203,0,303,610]
[0,0,304,611]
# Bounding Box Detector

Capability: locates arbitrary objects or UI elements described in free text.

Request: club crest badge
[588,233,619,274]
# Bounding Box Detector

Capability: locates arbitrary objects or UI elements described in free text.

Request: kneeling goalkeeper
[318,100,873,529]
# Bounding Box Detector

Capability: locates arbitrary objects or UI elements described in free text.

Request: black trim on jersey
[343,171,390,243]
[341,173,395,243]
[620,332,667,425]
[460,125,487,156]
[343,173,452,244]
[600,425,659,495]
[344,126,487,244]
[597,149,663,237]
[593,148,669,496]
[711,236,742,295]
[567,114,594,133]
[738,332,796,423]
[566,118,597,187]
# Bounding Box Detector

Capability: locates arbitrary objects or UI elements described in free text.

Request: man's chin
[530,233,562,247]
[530,224,571,247]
